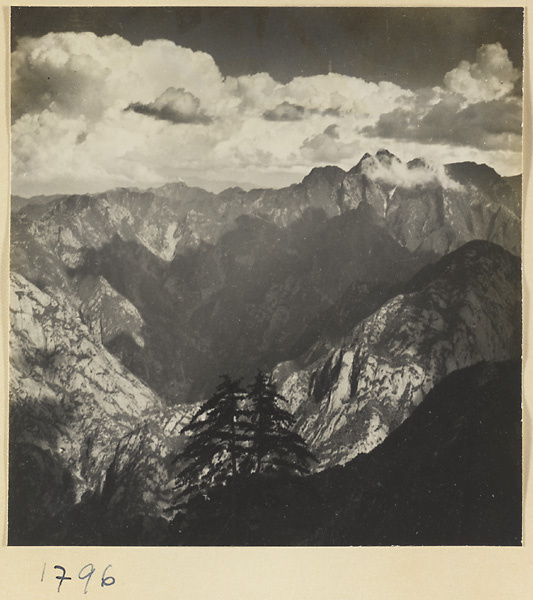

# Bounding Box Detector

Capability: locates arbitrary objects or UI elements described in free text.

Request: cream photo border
[0,2,530,599]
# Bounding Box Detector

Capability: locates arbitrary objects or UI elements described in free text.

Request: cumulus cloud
[225,72,410,123]
[224,73,278,112]
[10,33,523,197]
[126,87,211,124]
[263,101,305,121]
[443,43,521,103]
[364,43,522,156]
[301,124,362,163]
[11,32,224,122]
[11,32,227,195]
[280,75,410,119]
[11,32,417,195]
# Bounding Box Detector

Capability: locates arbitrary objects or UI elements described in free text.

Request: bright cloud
[364,43,522,163]
[11,34,523,197]
[443,42,521,104]
[12,32,224,121]
[301,124,362,163]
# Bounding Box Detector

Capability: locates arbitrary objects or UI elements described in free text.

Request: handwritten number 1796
[42,563,116,593]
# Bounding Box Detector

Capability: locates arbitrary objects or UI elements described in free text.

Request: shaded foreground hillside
[163,360,521,546]
[311,360,522,546]
[10,359,520,546]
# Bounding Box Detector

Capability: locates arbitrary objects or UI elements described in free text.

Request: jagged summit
[349,151,373,174]
[375,148,400,165]
[407,157,430,170]
[348,149,400,175]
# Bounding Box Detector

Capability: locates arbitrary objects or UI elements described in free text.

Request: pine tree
[170,372,317,544]
[248,371,316,476]
[173,374,251,502]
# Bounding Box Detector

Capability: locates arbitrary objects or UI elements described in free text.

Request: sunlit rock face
[275,240,521,469]
[9,272,195,543]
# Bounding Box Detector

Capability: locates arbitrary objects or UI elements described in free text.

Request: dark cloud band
[126,88,212,125]
[365,97,522,151]
[263,101,305,121]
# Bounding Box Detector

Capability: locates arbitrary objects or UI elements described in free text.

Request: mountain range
[8,150,522,545]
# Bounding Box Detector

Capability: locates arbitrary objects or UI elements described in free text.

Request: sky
[11,7,524,197]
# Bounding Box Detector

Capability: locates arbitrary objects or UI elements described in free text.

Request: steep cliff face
[18,189,199,267]
[75,274,146,347]
[8,273,193,544]
[275,240,521,469]
[11,153,520,401]
[11,212,72,291]
[339,151,520,256]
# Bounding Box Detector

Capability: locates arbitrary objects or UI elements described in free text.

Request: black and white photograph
[8,6,523,547]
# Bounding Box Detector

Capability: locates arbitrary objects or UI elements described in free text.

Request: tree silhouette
[173,374,251,504]
[248,371,316,476]
[171,371,317,544]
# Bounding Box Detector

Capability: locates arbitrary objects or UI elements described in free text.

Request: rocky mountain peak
[445,161,501,189]
[302,165,346,188]
[375,148,400,165]
[407,157,430,170]
[350,152,373,174]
